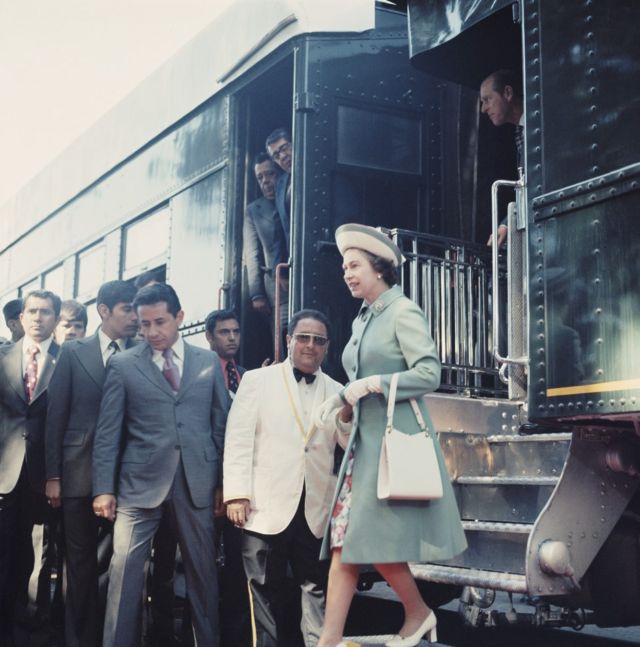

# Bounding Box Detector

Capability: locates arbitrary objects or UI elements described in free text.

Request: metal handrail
[491,176,527,367]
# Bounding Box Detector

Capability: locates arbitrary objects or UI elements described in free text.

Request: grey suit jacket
[92,341,230,509]
[45,333,135,497]
[0,340,60,494]
[243,196,287,307]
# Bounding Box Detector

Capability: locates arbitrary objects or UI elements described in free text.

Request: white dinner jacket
[223,361,347,537]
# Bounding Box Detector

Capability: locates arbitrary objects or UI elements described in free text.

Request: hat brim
[335,224,404,267]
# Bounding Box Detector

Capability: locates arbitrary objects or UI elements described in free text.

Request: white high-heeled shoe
[384,610,438,646]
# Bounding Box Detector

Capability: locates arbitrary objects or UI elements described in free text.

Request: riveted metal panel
[525,0,640,420]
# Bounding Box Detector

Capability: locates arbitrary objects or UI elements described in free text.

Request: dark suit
[0,339,60,644]
[93,341,229,647]
[45,333,134,647]
[274,173,291,251]
[244,196,287,308]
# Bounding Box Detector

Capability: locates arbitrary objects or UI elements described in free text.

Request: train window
[43,265,65,297]
[336,104,422,175]
[19,277,41,296]
[75,243,106,300]
[122,207,170,279]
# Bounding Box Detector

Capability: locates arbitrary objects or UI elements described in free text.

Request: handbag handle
[386,373,428,435]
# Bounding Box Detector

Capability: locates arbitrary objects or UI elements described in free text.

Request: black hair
[60,299,88,327]
[254,151,276,167]
[23,290,62,317]
[97,280,137,311]
[205,309,240,335]
[487,69,523,99]
[359,250,398,287]
[265,127,291,150]
[288,309,331,339]
[133,283,181,317]
[133,268,165,290]
[3,298,23,322]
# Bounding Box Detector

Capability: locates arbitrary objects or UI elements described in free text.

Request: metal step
[456,475,558,486]
[410,563,528,593]
[487,432,573,443]
[462,520,533,534]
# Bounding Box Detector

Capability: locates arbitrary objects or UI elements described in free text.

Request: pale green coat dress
[320,285,467,564]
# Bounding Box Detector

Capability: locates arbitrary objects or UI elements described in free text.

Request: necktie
[24,345,39,401]
[225,361,239,393]
[162,348,181,392]
[107,340,120,364]
[293,367,316,384]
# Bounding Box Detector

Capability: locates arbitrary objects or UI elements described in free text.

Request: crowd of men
[0,278,343,647]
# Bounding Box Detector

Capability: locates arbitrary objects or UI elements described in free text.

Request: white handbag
[377,373,443,501]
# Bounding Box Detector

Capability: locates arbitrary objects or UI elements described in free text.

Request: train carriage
[2,0,640,632]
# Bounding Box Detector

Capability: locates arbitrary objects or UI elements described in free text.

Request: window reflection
[123,207,170,277]
[76,244,106,299]
[44,265,65,297]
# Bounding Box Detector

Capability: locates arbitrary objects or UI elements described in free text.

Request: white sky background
[0,0,234,207]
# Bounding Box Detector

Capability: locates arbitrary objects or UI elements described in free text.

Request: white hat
[335,223,405,267]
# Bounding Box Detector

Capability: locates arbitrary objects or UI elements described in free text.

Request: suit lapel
[76,334,105,388]
[280,362,319,445]
[4,343,27,403]
[177,343,199,397]
[133,343,175,397]
[31,341,60,402]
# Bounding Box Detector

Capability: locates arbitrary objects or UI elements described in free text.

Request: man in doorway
[45,280,138,647]
[204,309,251,647]
[479,69,524,247]
[224,309,347,647]
[0,290,61,645]
[243,153,288,323]
[93,283,229,647]
[54,299,88,345]
[265,127,293,251]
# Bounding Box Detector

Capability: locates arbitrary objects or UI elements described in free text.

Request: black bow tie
[293,367,316,384]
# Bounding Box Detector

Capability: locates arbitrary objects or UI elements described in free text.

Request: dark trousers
[241,496,326,647]
[0,467,61,647]
[63,496,104,647]
[218,518,251,647]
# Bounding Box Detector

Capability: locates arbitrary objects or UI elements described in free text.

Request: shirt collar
[22,334,53,356]
[288,358,322,379]
[152,336,184,361]
[98,328,126,355]
[365,284,404,317]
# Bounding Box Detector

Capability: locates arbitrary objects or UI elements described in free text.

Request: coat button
[177,422,183,428]
[174,445,180,450]
[22,432,27,439]
[352,339,358,345]
[352,366,356,372]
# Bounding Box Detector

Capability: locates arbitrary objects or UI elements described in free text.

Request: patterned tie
[162,348,181,392]
[225,361,239,393]
[24,345,40,401]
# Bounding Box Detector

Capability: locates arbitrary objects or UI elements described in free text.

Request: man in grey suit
[243,152,288,324]
[92,283,230,647]
[45,280,138,647]
[0,290,61,644]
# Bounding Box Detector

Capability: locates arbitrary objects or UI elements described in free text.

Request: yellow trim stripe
[247,580,257,647]
[547,378,640,398]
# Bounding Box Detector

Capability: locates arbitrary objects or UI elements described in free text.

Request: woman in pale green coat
[316,224,466,647]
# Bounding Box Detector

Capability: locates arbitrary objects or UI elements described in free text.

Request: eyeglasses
[292,333,328,347]
[270,141,291,162]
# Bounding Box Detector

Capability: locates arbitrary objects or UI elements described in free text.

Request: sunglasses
[292,333,329,347]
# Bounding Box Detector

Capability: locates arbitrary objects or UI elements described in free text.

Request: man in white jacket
[223,309,348,647]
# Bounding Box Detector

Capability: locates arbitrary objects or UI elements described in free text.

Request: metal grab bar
[273,262,289,361]
[490,176,527,367]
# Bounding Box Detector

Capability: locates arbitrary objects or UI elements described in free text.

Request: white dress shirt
[21,334,53,376]
[98,328,127,366]
[151,336,184,378]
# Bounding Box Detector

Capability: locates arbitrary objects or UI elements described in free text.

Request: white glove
[312,393,344,430]
[342,375,383,406]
